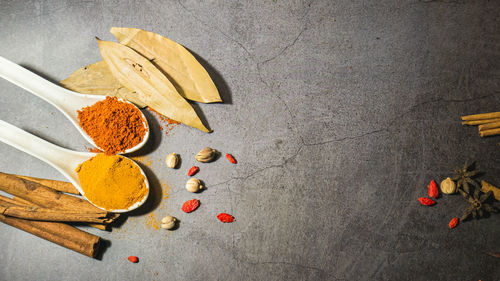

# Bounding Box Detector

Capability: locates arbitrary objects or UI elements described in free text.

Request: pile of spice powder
[78,96,146,154]
[75,154,147,210]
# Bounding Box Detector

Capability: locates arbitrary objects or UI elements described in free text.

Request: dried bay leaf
[60,61,148,108]
[110,27,222,103]
[97,39,210,132]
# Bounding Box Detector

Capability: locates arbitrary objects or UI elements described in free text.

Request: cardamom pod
[97,39,210,132]
[160,215,176,230]
[440,177,457,194]
[110,27,222,103]
[185,178,203,193]
[195,147,216,162]
[165,153,178,168]
[60,61,147,108]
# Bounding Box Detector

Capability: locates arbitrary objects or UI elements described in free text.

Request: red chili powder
[148,108,180,135]
[78,96,146,155]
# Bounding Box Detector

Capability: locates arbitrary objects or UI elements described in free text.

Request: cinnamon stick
[15,174,79,195]
[461,118,500,126]
[0,195,115,224]
[11,196,109,231]
[487,252,500,258]
[0,172,115,214]
[480,128,500,137]
[462,112,500,121]
[478,121,500,132]
[0,214,100,257]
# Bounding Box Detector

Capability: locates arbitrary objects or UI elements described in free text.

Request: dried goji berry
[448,217,458,229]
[226,153,236,164]
[128,256,139,263]
[428,180,439,198]
[188,166,199,176]
[181,199,199,213]
[418,197,436,206]
[217,213,234,223]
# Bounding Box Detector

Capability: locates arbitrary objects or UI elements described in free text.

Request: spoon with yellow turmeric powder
[0,56,149,154]
[0,120,149,212]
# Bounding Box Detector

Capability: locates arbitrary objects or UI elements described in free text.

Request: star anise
[451,160,482,194]
[459,188,498,221]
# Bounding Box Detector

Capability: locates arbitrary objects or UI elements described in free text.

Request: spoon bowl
[0,56,149,154]
[0,120,149,213]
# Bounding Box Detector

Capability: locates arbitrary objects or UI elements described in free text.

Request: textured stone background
[0,0,499,280]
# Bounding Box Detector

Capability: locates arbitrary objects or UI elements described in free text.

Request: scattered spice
[196,147,216,162]
[217,213,234,223]
[77,96,146,154]
[428,180,439,198]
[131,155,154,167]
[128,256,139,263]
[226,153,236,164]
[160,215,177,230]
[165,153,179,168]
[448,217,458,229]
[148,108,180,135]
[75,154,147,210]
[185,178,203,193]
[418,197,436,206]
[440,177,457,194]
[181,199,199,213]
[145,212,161,230]
[188,166,199,176]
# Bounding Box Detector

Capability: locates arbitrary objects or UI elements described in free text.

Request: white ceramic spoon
[0,56,149,154]
[0,120,149,213]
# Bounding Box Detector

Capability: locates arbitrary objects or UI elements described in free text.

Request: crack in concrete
[177,0,496,197]
[304,93,496,146]
[259,26,306,65]
[248,261,325,272]
[202,94,497,189]
[258,0,316,65]
[207,145,304,188]
[304,128,388,146]
[178,0,314,145]
[416,0,463,4]
[177,0,254,59]
[242,260,342,279]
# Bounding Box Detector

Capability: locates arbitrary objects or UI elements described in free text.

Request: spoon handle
[0,56,76,112]
[0,120,90,191]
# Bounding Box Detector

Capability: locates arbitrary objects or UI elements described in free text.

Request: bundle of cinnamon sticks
[462,112,500,137]
[0,172,119,258]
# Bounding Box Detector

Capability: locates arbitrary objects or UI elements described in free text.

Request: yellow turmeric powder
[75,154,147,210]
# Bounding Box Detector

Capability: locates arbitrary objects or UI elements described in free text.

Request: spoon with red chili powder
[0,56,149,154]
[0,120,150,212]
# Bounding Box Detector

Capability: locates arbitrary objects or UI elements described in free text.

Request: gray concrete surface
[1,0,499,280]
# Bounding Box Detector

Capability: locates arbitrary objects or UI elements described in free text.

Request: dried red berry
[418,197,436,206]
[428,180,439,198]
[188,166,199,176]
[217,213,234,223]
[448,217,458,229]
[226,153,236,164]
[181,199,200,213]
[128,256,139,263]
